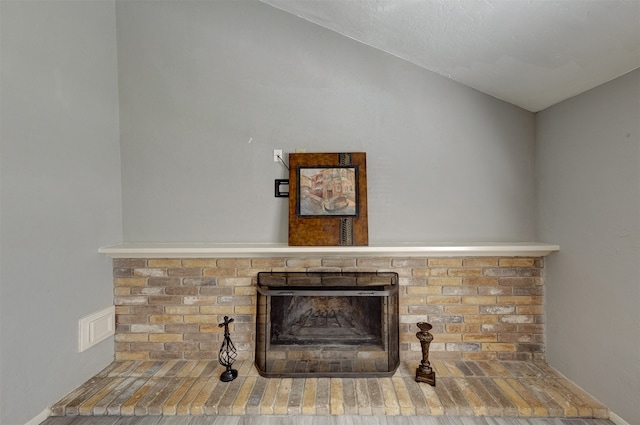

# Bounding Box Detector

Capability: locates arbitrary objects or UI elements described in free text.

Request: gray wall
[0,1,122,424]
[117,0,537,244]
[537,69,640,424]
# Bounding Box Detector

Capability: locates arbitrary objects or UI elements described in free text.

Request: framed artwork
[296,166,359,217]
[288,152,368,246]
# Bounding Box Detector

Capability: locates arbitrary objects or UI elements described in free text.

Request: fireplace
[105,247,552,363]
[255,271,399,378]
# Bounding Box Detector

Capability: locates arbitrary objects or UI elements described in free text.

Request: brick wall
[113,256,544,362]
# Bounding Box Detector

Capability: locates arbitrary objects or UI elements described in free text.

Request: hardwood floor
[40,415,615,425]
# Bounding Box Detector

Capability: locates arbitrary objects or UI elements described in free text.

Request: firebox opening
[255,271,399,378]
[270,295,383,346]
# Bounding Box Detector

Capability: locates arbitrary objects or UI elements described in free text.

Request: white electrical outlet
[273,149,283,162]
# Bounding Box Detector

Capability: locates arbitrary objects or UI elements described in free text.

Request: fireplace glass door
[255,271,399,378]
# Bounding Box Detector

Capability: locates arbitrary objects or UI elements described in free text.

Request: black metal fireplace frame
[255,271,400,378]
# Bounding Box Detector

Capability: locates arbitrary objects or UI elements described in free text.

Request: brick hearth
[50,359,608,418]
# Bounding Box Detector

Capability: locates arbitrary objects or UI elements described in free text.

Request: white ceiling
[261,0,640,112]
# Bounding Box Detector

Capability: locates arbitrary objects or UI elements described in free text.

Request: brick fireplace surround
[106,244,556,364]
[47,243,611,419]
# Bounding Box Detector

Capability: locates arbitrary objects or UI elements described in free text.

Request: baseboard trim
[610,411,631,425]
[24,408,49,425]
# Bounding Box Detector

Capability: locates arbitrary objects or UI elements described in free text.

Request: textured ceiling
[261,0,640,112]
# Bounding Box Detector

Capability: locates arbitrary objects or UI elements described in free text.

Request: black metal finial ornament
[218,316,238,382]
[415,322,436,386]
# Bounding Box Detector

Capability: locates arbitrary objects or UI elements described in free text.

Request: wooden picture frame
[288,152,368,246]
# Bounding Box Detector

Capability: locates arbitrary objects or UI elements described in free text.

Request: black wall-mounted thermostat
[275,179,289,198]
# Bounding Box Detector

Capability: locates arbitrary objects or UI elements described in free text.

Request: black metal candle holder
[218,315,238,382]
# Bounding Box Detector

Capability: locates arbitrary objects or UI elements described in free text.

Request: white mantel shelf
[99,242,559,259]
